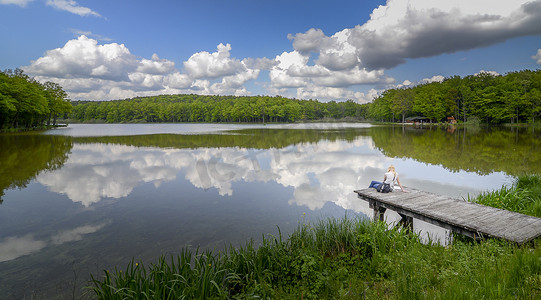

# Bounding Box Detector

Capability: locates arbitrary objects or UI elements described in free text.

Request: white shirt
[384,171,397,190]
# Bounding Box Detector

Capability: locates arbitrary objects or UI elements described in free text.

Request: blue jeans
[369,181,382,189]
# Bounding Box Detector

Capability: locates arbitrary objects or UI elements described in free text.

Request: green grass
[469,174,541,218]
[89,175,541,299]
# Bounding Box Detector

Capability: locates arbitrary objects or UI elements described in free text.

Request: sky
[1,0,541,103]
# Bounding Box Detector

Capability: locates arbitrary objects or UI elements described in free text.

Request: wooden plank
[496,215,540,237]
[485,213,535,236]
[354,187,541,244]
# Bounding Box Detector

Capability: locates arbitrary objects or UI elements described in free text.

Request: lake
[1,123,539,299]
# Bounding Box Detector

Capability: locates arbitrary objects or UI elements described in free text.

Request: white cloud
[270,29,393,99]
[209,69,260,95]
[312,67,392,87]
[24,35,137,81]
[21,1,541,102]
[164,72,193,89]
[184,43,245,79]
[475,70,500,77]
[128,73,165,90]
[533,49,541,64]
[0,0,32,7]
[297,85,380,103]
[392,75,446,89]
[46,0,101,17]
[420,75,445,84]
[285,0,541,73]
[136,54,176,75]
[275,50,309,70]
[24,36,265,100]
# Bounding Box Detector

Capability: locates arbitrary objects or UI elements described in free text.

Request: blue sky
[1,0,541,102]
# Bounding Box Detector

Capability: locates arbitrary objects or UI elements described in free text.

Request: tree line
[4,68,540,128]
[368,69,541,124]
[70,95,367,123]
[0,69,72,130]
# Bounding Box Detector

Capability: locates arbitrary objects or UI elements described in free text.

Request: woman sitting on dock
[369,165,407,192]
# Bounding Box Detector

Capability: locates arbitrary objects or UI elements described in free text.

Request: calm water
[1,123,539,299]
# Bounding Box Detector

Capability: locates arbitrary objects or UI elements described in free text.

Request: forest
[69,69,541,125]
[0,69,72,130]
[69,95,366,123]
[2,69,541,128]
[369,69,541,124]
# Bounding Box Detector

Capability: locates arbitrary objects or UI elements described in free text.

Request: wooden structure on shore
[354,187,541,244]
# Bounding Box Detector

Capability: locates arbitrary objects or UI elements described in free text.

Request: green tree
[44,81,71,126]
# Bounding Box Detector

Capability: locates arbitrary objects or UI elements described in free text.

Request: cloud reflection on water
[35,135,508,217]
[35,137,385,214]
[0,222,109,262]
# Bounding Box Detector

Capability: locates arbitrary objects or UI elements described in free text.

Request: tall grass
[89,176,541,299]
[469,174,541,217]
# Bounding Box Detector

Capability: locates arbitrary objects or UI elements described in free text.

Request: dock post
[398,213,413,232]
[369,200,386,222]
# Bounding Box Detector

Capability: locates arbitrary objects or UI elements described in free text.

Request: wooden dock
[354,187,541,244]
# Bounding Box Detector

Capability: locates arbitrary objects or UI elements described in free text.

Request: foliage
[0,69,72,130]
[69,95,369,123]
[369,70,541,124]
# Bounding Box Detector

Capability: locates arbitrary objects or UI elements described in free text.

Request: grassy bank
[0,124,67,133]
[89,176,541,299]
[470,174,541,218]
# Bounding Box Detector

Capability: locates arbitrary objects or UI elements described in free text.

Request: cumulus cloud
[242,57,278,70]
[475,70,501,77]
[46,0,101,17]
[268,45,392,101]
[420,75,445,84]
[352,0,541,69]
[164,72,193,89]
[297,86,380,103]
[270,25,394,101]
[21,1,541,102]
[287,28,330,53]
[24,36,265,100]
[0,0,32,7]
[275,0,541,101]
[184,43,245,79]
[137,54,176,75]
[533,49,541,64]
[393,75,446,89]
[209,69,260,95]
[25,35,137,81]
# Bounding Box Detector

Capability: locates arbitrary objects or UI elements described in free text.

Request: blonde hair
[387,165,397,176]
